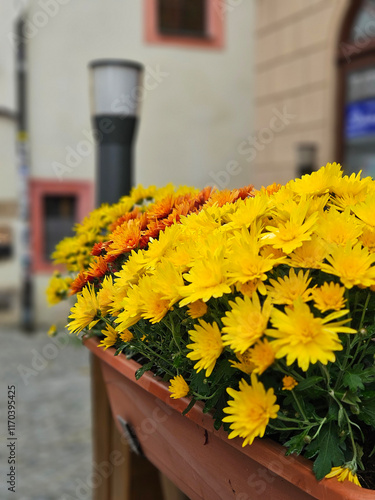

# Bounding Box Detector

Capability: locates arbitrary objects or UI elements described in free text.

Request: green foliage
[306,423,346,480]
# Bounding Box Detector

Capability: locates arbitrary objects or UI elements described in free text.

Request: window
[145,0,224,49]
[337,1,375,175]
[158,0,206,37]
[43,195,77,261]
[30,180,93,272]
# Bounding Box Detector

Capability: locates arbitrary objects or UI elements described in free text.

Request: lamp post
[89,59,144,205]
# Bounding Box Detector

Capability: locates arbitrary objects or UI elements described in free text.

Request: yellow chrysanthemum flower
[97,275,115,316]
[114,249,147,285]
[226,194,269,230]
[282,375,298,391]
[249,338,275,375]
[352,193,375,227]
[130,184,157,203]
[67,284,100,334]
[331,170,371,199]
[237,278,264,297]
[187,300,208,318]
[288,235,328,269]
[267,299,355,371]
[138,276,171,324]
[186,320,223,377]
[321,242,375,289]
[120,329,133,342]
[287,162,342,196]
[229,349,255,374]
[264,199,319,254]
[222,294,272,354]
[266,268,313,305]
[151,259,184,307]
[311,282,346,313]
[115,284,143,331]
[227,227,283,286]
[359,226,375,253]
[46,273,72,306]
[318,208,363,246]
[168,375,190,399]
[47,324,57,337]
[98,325,118,350]
[179,250,231,307]
[143,224,184,266]
[222,374,280,446]
[325,465,362,487]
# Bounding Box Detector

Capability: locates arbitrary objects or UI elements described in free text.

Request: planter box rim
[84,335,374,499]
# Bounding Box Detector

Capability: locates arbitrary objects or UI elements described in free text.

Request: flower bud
[303,435,311,444]
[350,405,360,415]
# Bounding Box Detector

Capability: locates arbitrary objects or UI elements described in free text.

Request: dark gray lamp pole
[89,59,144,205]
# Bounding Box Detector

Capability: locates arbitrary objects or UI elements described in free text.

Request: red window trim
[30,179,94,273]
[144,0,225,49]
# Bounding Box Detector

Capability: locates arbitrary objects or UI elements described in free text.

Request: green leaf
[135,361,154,380]
[343,373,364,391]
[190,370,211,396]
[341,390,361,406]
[305,423,345,480]
[284,430,309,456]
[182,398,196,416]
[358,392,375,427]
[294,376,324,392]
[342,364,372,392]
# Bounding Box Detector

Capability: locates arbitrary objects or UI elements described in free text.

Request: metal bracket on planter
[117,416,144,456]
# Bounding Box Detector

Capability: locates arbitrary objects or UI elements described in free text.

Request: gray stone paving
[0,328,92,500]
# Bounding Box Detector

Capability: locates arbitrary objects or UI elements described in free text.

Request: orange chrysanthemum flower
[91,241,110,256]
[106,219,141,257]
[236,184,255,200]
[194,186,213,208]
[148,195,174,220]
[86,256,108,280]
[69,271,90,295]
[109,207,142,232]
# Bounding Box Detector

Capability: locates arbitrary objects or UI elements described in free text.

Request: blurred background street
[0,329,92,500]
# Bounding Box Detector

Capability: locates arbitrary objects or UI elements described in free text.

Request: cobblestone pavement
[0,327,93,500]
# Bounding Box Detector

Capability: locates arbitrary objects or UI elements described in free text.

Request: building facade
[0,0,255,326]
[254,0,361,187]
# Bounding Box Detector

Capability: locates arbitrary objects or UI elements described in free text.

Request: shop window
[30,180,93,273]
[145,0,224,49]
[337,1,375,175]
[0,226,12,259]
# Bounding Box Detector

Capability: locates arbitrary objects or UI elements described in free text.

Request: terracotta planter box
[84,337,375,500]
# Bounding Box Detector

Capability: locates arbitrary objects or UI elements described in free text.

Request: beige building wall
[254,0,350,188]
[16,0,255,326]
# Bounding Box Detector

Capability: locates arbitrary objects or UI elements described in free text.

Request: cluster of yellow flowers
[50,163,375,488]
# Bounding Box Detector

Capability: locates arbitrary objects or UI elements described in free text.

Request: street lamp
[89,59,144,205]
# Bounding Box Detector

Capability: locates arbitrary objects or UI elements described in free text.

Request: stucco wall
[254,0,350,188]
[25,0,255,190]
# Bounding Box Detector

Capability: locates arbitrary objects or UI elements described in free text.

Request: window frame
[30,179,94,273]
[144,0,224,49]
